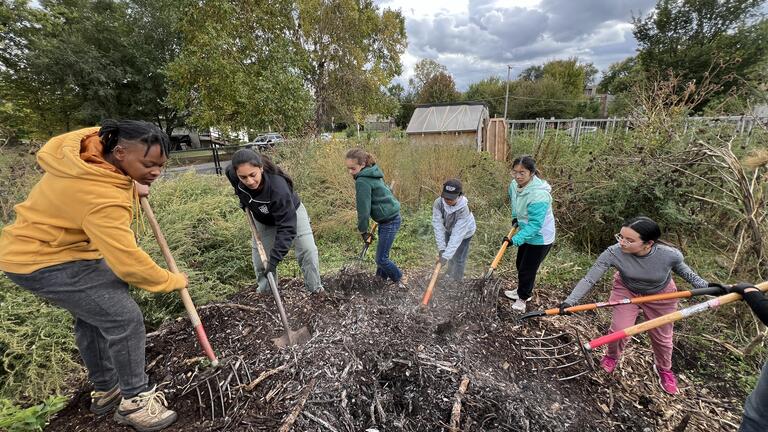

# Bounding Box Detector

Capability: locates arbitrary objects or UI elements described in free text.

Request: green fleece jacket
[354,164,400,233]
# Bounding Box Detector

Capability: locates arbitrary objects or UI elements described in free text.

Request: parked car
[245,133,285,149]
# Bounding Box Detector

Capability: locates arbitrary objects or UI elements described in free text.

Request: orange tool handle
[489,226,518,271]
[140,197,219,367]
[585,281,768,350]
[420,261,442,307]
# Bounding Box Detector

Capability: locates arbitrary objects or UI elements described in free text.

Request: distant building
[405,103,490,149]
[364,114,396,132]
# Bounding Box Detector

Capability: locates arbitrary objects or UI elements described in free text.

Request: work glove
[361,232,374,243]
[512,218,518,227]
[558,301,573,316]
[266,262,278,276]
[439,255,448,266]
[707,282,729,292]
[502,236,511,245]
[725,282,758,296]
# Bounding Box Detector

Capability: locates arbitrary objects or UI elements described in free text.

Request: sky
[374,0,658,90]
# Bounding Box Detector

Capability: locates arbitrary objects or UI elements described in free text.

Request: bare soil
[47,270,747,431]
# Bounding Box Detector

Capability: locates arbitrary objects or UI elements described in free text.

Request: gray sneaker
[113,386,177,432]
[504,289,519,300]
[90,384,121,415]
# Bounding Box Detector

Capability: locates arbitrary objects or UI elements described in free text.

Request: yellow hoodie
[0,127,186,293]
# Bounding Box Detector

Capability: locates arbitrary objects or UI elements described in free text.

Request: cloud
[378,0,657,90]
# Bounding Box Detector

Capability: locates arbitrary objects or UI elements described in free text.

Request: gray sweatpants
[5,260,149,397]
[741,360,768,431]
[251,203,322,293]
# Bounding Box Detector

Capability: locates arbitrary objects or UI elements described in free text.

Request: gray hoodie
[432,196,476,260]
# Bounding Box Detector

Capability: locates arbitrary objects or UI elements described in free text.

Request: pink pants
[606,272,678,370]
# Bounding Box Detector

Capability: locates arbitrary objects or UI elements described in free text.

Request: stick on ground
[278,378,317,432]
[449,375,470,432]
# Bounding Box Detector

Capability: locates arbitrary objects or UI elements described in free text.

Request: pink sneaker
[653,365,678,395]
[600,355,617,373]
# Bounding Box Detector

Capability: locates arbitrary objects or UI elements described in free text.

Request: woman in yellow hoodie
[0,120,185,432]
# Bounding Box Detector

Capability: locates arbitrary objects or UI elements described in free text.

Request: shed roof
[406,104,488,134]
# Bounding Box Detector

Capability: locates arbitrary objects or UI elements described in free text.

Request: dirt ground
[47,269,748,431]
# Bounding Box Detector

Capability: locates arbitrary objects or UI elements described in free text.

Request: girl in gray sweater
[560,216,710,395]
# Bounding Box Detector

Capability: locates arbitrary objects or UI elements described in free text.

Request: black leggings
[515,243,552,300]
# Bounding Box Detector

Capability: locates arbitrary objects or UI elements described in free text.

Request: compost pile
[49,270,746,431]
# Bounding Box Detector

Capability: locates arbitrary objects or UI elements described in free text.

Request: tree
[296,0,406,129]
[541,58,587,97]
[416,71,460,104]
[598,57,644,95]
[0,0,186,138]
[464,76,506,117]
[409,59,447,96]
[519,65,543,81]
[633,0,768,110]
[166,0,312,133]
[507,78,575,119]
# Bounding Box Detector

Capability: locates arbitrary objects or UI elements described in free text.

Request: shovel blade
[272,326,311,348]
[519,310,546,321]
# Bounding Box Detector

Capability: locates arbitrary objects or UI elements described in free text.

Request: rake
[484,222,519,279]
[516,330,594,381]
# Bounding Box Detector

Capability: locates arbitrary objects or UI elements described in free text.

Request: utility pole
[503,65,512,119]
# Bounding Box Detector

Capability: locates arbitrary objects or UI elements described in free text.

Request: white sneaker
[512,299,527,312]
[504,289,519,300]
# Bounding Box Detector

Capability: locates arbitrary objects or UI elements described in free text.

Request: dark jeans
[375,214,403,282]
[5,260,149,397]
[515,243,552,300]
[741,360,768,431]
[445,235,472,280]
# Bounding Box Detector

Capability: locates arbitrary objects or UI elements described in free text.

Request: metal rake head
[516,331,594,381]
[178,356,254,423]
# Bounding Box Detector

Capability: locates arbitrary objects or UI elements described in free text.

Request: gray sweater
[565,243,708,305]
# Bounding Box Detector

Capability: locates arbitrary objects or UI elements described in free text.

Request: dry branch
[449,375,470,432]
[278,378,317,432]
[243,363,290,391]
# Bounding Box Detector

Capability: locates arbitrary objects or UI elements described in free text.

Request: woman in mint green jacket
[345,148,406,288]
[503,155,556,312]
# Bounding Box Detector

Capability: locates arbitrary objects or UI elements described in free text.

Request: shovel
[140,197,219,367]
[420,259,443,310]
[484,223,519,279]
[520,285,727,321]
[245,208,311,348]
[584,281,768,351]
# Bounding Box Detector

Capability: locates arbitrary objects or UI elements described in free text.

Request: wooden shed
[406,103,490,149]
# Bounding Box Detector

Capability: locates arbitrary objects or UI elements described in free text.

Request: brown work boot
[90,384,121,415]
[113,386,177,432]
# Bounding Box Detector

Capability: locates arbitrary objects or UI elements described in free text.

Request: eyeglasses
[512,170,529,177]
[614,233,643,245]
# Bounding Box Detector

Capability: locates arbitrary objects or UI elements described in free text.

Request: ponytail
[623,216,674,246]
[345,148,375,167]
[99,119,169,157]
[231,148,294,189]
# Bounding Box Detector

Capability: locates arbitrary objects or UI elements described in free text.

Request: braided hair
[99,119,170,157]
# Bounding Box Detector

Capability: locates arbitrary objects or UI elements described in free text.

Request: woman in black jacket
[226,149,323,294]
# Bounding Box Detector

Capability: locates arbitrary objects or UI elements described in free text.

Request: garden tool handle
[584,281,768,350]
[421,260,442,308]
[539,287,725,318]
[245,209,294,343]
[139,197,218,366]
[486,225,519,278]
[366,222,378,245]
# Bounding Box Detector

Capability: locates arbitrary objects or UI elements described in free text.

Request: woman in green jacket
[345,148,406,287]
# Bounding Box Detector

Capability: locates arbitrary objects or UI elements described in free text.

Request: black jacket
[225,165,301,267]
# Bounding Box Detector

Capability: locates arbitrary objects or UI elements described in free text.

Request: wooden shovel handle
[421,261,442,307]
[140,197,218,366]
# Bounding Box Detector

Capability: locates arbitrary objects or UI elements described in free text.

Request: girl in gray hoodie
[432,179,477,280]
